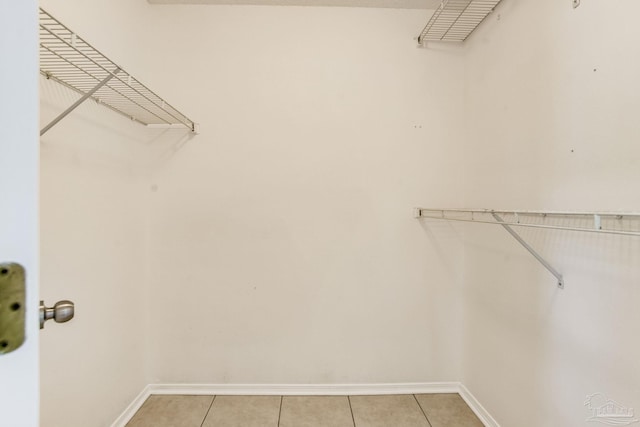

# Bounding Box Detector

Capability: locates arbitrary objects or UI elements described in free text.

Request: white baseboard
[148,382,460,396]
[110,385,151,427]
[459,383,501,427]
[112,382,499,427]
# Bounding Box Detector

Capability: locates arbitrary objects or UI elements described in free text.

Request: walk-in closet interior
[2,0,639,425]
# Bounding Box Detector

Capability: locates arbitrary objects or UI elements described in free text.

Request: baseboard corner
[110,384,151,427]
[458,383,500,427]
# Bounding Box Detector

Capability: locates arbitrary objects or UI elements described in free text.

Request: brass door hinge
[0,263,26,355]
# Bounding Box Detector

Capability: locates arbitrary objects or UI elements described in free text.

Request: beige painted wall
[142,5,467,384]
[39,80,152,426]
[460,0,640,425]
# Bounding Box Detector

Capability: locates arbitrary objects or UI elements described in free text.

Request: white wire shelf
[39,8,197,135]
[415,208,640,289]
[417,0,502,44]
[415,208,640,237]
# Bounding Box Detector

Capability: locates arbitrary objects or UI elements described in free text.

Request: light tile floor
[126,393,483,427]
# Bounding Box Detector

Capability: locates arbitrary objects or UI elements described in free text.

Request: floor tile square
[126,395,213,427]
[349,395,430,427]
[201,395,281,427]
[279,396,354,427]
[415,393,484,427]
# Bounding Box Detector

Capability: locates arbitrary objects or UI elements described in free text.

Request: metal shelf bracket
[41,68,121,136]
[491,213,564,289]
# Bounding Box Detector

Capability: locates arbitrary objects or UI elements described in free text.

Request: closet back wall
[143,5,466,384]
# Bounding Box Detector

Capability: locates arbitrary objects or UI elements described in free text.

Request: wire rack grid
[39,8,195,132]
[418,0,502,43]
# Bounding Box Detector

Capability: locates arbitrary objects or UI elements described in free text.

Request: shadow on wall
[418,218,464,280]
[40,75,196,173]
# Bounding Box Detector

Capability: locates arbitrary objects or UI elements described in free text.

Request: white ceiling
[147,0,441,9]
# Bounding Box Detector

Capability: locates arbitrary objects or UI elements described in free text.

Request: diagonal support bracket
[40,67,121,136]
[492,213,564,289]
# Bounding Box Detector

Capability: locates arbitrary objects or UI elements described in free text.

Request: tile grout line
[413,394,434,427]
[277,395,283,427]
[347,395,356,427]
[199,395,216,427]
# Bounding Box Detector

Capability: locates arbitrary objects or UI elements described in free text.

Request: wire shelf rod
[416,208,640,237]
[417,208,640,219]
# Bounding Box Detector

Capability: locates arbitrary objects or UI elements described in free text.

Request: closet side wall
[39,1,157,426]
[144,6,467,385]
[461,0,640,425]
[39,112,149,427]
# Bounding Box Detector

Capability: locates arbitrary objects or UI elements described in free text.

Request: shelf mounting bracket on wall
[39,8,197,135]
[41,68,121,136]
[491,213,564,288]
